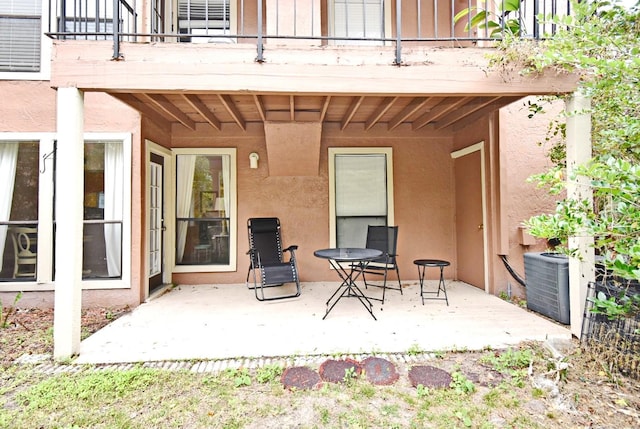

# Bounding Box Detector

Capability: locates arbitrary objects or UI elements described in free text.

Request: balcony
[43,1,576,134]
[46,0,570,64]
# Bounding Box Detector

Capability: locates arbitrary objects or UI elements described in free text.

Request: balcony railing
[45,0,571,64]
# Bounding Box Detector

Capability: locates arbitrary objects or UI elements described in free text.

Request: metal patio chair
[354,225,402,304]
[246,217,301,301]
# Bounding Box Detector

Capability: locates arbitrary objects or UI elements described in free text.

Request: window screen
[178,0,231,32]
[0,0,42,72]
[333,0,383,44]
[335,153,388,247]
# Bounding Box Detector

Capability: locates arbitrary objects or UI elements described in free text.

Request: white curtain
[104,142,123,277]
[0,143,19,272]
[222,155,230,219]
[176,155,196,262]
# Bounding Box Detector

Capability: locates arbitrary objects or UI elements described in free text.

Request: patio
[75,281,572,364]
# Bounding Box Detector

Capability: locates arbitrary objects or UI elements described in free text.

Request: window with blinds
[333,151,393,248]
[178,0,231,32]
[0,0,42,72]
[332,0,384,45]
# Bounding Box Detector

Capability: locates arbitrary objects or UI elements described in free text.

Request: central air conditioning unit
[523,252,570,324]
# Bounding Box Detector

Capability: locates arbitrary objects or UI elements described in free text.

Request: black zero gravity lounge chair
[246,217,301,301]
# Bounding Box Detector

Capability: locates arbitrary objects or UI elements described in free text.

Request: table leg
[417,265,426,305]
[437,266,449,306]
[323,260,376,320]
[417,264,449,306]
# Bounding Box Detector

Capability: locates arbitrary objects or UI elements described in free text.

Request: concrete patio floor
[75,281,572,364]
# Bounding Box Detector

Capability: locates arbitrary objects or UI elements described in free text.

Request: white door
[148,152,165,294]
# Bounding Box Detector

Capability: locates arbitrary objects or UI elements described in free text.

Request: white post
[566,92,595,338]
[53,87,84,360]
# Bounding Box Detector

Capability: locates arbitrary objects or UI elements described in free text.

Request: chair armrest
[283,245,298,264]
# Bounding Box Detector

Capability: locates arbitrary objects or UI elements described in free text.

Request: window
[0,140,41,282]
[329,148,394,247]
[178,0,234,43]
[0,0,42,72]
[0,133,131,291]
[82,141,125,280]
[80,135,132,288]
[174,148,236,272]
[331,0,384,45]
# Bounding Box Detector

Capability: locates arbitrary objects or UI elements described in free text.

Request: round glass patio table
[314,248,383,320]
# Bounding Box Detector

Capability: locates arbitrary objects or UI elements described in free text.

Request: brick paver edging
[16,352,438,376]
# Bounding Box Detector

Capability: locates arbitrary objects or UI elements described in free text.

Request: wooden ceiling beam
[218,94,246,131]
[341,96,365,130]
[434,96,501,130]
[290,95,295,121]
[143,94,196,130]
[182,94,222,130]
[253,95,267,122]
[320,96,332,122]
[113,92,524,133]
[365,96,398,130]
[110,93,171,131]
[450,96,523,132]
[388,97,430,131]
[412,97,471,130]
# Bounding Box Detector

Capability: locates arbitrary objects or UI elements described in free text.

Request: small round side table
[413,259,450,306]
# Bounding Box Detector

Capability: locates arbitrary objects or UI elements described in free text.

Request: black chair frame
[355,225,402,304]
[246,217,301,301]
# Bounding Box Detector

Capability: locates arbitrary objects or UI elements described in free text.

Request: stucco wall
[170,122,455,285]
[498,97,564,300]
[0,81,138,133]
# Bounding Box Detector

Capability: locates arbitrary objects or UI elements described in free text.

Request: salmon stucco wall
[170,122,456,285]
[498,97,565,300]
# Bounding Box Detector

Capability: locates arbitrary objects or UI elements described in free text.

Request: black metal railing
[45,0,570,64]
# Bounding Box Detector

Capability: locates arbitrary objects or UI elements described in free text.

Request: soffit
[109,92,523,133]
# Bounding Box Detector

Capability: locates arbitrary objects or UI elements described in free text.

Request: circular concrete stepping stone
[408,365,452,388]
[318,358,362,383]
[361,356,399,385]
[281,366,322,390]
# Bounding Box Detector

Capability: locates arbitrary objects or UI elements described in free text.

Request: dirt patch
[0,306,130,368]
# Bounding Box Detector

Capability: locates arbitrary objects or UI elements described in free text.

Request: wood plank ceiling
[110,92,522,132]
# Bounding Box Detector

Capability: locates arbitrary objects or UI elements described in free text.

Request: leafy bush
[512,1,640,315]
[588,291,640,321]
[454,0,524,38]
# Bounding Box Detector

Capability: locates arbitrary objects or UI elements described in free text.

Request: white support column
[53,87,84,360]
[566,92,595,338]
